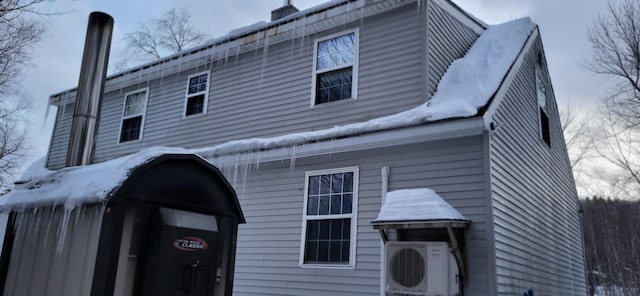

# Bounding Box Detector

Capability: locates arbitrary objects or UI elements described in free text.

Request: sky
[20,0,608,167]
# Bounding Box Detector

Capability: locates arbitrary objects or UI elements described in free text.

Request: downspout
[380,166,390,296]
[66,12,114,167]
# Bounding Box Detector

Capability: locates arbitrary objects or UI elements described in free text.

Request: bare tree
[560,102,594,169]
[0,0,47,190]
[119,8,208,69]
[587,0,640,199]
[0,0,44,93]
[0,98,29,189]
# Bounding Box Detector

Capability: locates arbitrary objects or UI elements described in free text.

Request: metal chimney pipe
[66,12,114,167]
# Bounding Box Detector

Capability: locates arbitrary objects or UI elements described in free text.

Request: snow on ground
[1,17,535,210]
[373,189,468,222]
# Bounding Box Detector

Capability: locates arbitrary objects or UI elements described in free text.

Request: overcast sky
[21,0,608,166]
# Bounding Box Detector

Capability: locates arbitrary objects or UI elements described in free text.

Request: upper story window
[300,167,359,268]
[119,88,149,143]
[312,30,359,106]
[184,71,210,117]
[536,68,551,147]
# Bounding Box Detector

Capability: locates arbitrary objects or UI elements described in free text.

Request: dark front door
[140,224,218,296]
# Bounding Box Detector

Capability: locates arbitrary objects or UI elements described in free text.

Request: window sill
[310,97,357,109]
[300,263,355,270]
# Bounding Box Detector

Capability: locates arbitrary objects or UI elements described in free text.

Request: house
[10,0,587,295]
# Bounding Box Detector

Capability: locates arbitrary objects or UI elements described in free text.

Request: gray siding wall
[206,137,490,295]
[488,39,587,295]
[427,1,480,96]
[46,1,481,170]
[48,3,424,169]
[3,205,103,296]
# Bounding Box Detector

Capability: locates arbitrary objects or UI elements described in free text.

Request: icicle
[290,145,297,173]
[300,16,308,54]
[55,208,72,254]
[258,33,271,91]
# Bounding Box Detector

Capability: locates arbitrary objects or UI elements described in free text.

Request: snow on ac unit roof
[3,17,535,211]
[373,189,468,222]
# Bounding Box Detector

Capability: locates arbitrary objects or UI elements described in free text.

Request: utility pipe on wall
[380,166,389,296]
[66,12,113,167]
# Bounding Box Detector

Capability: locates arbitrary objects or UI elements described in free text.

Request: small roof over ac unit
[371,188,470,283]
[371,188,470,228]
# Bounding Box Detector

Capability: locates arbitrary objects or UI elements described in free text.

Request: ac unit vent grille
[390,247,426,288]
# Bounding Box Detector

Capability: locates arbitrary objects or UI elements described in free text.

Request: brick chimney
[271,0,299,21]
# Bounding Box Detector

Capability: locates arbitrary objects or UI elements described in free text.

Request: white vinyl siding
[118,88,148,143]
[311,29,359,106]
[300,167,359,269]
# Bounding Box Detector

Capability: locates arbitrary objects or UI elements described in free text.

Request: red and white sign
[173,237,208,252]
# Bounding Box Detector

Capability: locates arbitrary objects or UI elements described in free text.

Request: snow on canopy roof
[194,17,535,157]
[0,147,192,211]
[373,189,468,223]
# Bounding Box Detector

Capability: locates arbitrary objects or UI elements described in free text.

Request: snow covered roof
[0,147,192,211]
[194,17,535,157]
[373,189,468,223]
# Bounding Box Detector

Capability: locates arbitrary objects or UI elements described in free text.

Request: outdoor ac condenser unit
[386,241,460,296]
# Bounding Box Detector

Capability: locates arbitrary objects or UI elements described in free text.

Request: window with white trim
[301,167,358,268]
[312,30,358,105]
[184,71,210,116]
[119,88,148,143]
[536,68,551,147]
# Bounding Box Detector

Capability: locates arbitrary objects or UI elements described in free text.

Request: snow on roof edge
[0,147,193,212]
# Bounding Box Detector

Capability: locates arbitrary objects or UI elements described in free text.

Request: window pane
[329,241,342,262]
[320,175,331,194]
[120,116,142,142]
[316,33,355,70]
[305,241,318,262]
[304,218,350,264]
[317,241,329,262]
[318,220,330,240]
[343,194,352,214]
[307,195,319,215]
[319,195,329,215]
[307,221,319,240]
[186,94,205,116]
[331,173,343,193]
[330,194,341,215]
[315,68,353,104]
[330,219,342,240]
[308,176,320,195]
[124,91,146,116]
[343,172,353,192]
[188,74,208,94]
[341,241,350,262]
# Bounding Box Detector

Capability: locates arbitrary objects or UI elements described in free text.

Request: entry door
[139,224,218,296]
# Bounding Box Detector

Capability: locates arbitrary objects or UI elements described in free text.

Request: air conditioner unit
[386,241,459,296]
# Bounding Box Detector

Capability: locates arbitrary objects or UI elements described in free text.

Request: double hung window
[184,71,210,116]
[312,30,358,105]
[119,88,148,143]
[300,167,358,268]
[536,68,551,147]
